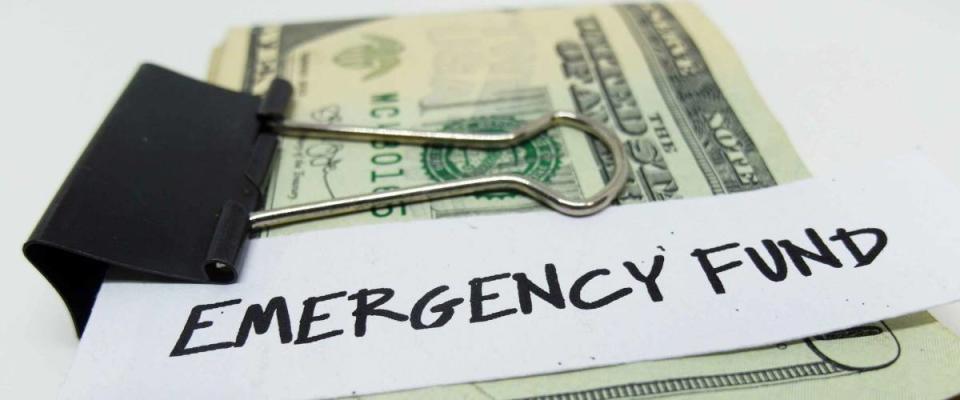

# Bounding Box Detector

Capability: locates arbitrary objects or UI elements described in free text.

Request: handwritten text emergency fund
[171,226,886,357]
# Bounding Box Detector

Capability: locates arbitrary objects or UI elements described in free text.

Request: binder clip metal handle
[251,79,629,229]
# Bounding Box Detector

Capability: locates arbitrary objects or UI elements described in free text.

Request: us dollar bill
[210,2,812,233]
[354,314,960,400]
[208,2,960,398]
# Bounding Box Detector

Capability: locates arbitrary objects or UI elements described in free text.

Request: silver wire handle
[248,111,629,230]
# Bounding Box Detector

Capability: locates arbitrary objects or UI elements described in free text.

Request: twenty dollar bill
[208,2,960,398]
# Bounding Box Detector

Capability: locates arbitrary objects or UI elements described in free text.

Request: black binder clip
[23,64,629,335]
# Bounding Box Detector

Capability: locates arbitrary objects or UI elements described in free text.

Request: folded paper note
[60,154,960,399]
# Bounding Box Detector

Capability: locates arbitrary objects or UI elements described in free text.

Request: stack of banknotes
[207,3,960,398]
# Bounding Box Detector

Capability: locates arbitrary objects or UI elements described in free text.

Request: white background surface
[1,0,958,398]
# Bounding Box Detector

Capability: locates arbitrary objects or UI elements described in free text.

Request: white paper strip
[61,154,960,399]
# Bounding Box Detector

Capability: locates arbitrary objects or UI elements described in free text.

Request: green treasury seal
[421,115,563,199]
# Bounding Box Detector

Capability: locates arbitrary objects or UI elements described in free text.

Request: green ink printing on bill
[421,115,563,199]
